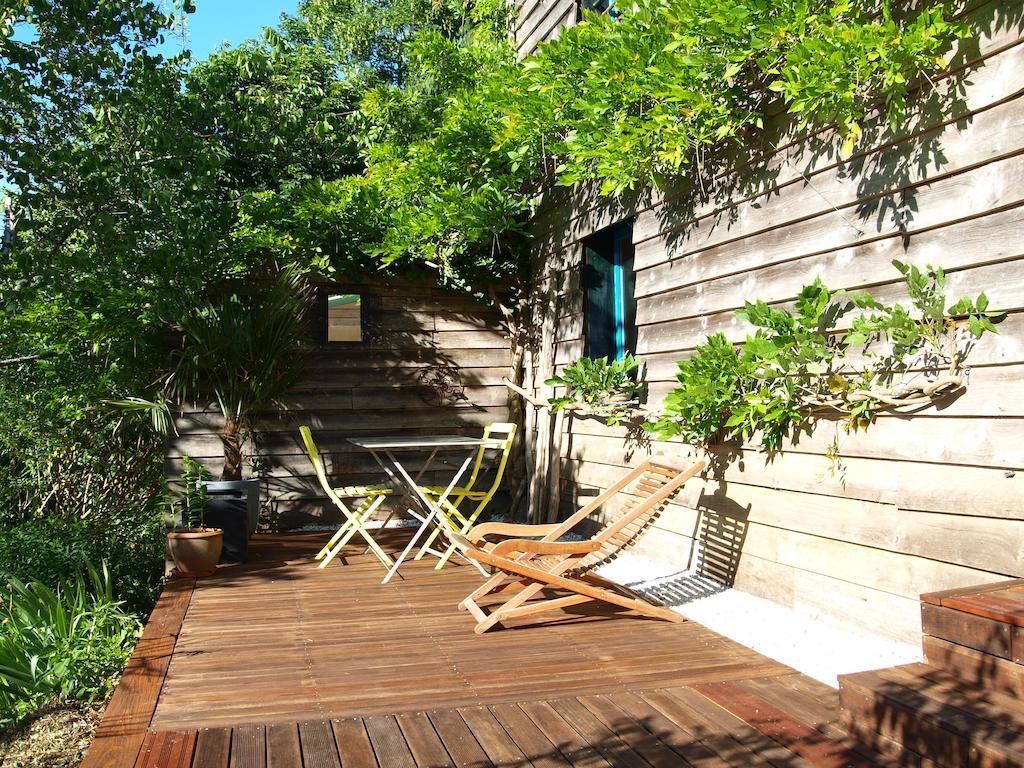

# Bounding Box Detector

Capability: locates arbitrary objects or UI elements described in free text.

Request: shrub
[0,514,164,616]
[0,564,142,726]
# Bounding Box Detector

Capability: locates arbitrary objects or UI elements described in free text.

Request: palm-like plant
[160,270,311,480]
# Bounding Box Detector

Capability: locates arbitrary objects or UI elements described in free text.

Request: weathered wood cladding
[525,0,1024,644]
[515,0,578,59]
[167,280,511,528]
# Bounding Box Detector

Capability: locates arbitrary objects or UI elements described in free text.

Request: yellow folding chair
[414,422,517,570]
[300,426,395,569]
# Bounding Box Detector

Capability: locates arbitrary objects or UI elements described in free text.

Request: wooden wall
[514,0,578,59]
[168,279,511,529]
[525,0,1024,644]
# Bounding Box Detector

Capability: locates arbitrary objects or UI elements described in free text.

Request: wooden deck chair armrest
[466,522,560,543]
[489,538,603,558]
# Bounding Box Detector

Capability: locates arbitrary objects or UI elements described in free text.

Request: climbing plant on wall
[349,0,968,291]
[644,262,1004,450]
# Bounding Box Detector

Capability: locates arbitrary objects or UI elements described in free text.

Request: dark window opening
[583,221,636,362]
[581,0,623,21]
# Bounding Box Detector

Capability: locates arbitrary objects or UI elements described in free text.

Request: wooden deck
[85,532,890,767]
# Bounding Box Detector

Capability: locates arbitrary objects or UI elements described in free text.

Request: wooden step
[839,663,1024,768]
[923,635,1024,698]
[921,581,1024,663]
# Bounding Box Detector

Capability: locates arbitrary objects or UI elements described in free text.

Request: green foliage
[0,564,142,726]
[0,514,164,616]
[646,263,1004,450]
[355,0,965,281]
[174,457,212,529]
[546,355,643,423]
[145,270,313,481]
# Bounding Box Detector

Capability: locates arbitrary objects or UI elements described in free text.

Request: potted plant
[166,456,223,576]
[545,354,644,424]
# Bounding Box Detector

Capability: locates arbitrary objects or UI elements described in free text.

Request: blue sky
[161,0,300,61]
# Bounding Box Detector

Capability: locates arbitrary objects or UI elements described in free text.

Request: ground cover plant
[0,565,141,726]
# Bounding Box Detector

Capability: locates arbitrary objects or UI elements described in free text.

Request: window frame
[323,290,368,346]
[582,219,637,362]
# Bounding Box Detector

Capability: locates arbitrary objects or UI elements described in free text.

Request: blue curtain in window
[584,221,636,361]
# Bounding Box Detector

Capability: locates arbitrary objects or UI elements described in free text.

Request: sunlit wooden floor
[85,532,890,767]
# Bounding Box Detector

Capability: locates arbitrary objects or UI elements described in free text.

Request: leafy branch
[545,355,644,425]
[645,262,1004,450]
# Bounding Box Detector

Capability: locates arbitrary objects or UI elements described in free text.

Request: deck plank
[578,693,701,768]
[602,691,729,768]
[85,534,868,768]
[665,686,810,768]
[298,720,342,768]
[266,723,301,768]
[228,725,266,768]
[428,708,494,768]
[135,730,196,768]
[547,697,651,768]
[364,714,417,768]
[151,534,790,730]
[456,706,529,767]
[332,719,378,768]
[694,681,876,768]
[192,729,231,768]
[396,712,456,768]
[489,702,572,768]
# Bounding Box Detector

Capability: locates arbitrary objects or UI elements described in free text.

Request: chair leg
[469,581,546,634]
[318,496,378,567]
[414,496,467,560]
[315,517,356,560]
[319,496,392,569]
[434,497,489,570]
[491,594,594,622]
[459,572,508,610]
[316,494,383,560]
[362,505,396,555]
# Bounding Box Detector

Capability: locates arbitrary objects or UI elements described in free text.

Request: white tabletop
[347,435,498,450]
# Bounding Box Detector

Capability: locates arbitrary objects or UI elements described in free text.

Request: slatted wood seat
[451,458,705,634]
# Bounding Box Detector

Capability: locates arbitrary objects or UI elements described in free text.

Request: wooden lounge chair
[450,457,705,634]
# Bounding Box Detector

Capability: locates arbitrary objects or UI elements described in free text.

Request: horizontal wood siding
[168,281,511,528]
[526,0,1024,644]
[515,0,577,59]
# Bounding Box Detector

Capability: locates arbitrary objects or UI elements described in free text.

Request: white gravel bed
[290,518,422,532]
[596,551,922,687]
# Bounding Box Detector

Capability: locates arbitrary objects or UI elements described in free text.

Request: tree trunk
[220,420,244,481]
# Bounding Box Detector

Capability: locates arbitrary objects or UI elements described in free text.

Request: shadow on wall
[169,288,514,531]
[613,485,752,609]
[691,486,751,588]
[556,444,752,608]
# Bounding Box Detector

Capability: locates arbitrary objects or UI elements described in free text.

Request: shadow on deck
[84,532,885,768]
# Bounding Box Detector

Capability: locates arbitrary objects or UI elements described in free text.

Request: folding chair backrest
[473,422,517,497]
[458,422,517,493]
[300,426,345,507]
[544,458,704,569]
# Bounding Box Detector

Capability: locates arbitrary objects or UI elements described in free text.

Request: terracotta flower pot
[167,528,223,577]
